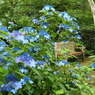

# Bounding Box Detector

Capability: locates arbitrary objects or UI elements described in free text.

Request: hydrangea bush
[0,5,95,95]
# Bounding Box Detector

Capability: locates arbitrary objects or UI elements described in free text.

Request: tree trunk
[88,0,95,25]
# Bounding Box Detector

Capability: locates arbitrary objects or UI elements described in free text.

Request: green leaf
[47,76,54,83]
[16,50,24,55]
[53,89,64,95]
[0,30,8,35]
[15,71,26,77]
[32,68,41,76]
[0,92,3,95]
[0,67,9,75]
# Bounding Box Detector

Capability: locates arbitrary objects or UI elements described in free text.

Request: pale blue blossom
[90,63,95,68]
[12,82,22,90]
[20,79,26,85]
[32,18,40,24]
[10,89,17,94]
[74,35,82,39]
[40,16,47,20]
[42,5,55,11]
[0,46,4,51]
[19,68,28,73]
[0,27,9,32]
[57,60,70,66]
[21,27,37,33]
[58,12,71,21]
[38,30,50,39]
[59,24,70,30]
[41,22,48,28]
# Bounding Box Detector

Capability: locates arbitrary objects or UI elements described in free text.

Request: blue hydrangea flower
[15,53,36,68]
[0,57,6,64]
[44,34,50,40]
[23,76,34,84]
[63,40,68,43]
[29,80,34,84]
[53,71,59,75]
[58,12,68,17]
[86,76,91,80]
[19,79,26,85]
[8,22,17,26]
[58,12,71,21]
[21,27,36,33]
[10,89,17,94]
[32,18,40,24]
[19,68,28,73]
[34,46,40,52]
[41,22,48,28]
[0,76,33,93]
[16,35,28,44]
[24,60,36,68]
[40,16,47,20]
[47,12,52,15]
[9,31,28,44]
[4,62,11,70]
[90,63,95,68]
[4,64,8,70]
[59,24,70,30]
[29,36,38,42]
[0,82,21,93]
[38,30,50,39]
[38,30,47,35]
[28,47,33,52]
[70,17,77,20]
[12,82,23,90]
[73,30,79,34]
[0,46,4,51]
[0,27,9,32]
[76,64,82,68]
[0,84,12,92]
[36,60,46,65]
[42,5,55,11]
[12,47,20,51]
[23,76,30,81]
[57,60,70,66]
[5,74,18,82]
[42,55,50,59]
[10,30,19,36]
[15,53,31,63]
[70,21,80,29]
[2,51,10,56]
[74,35,82,39]
[71,73,77,78]
[0,41,7,46]
[68,28,73,32]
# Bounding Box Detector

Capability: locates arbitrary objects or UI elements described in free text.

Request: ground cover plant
[0,5,95,95]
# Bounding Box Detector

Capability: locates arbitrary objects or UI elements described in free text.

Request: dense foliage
[0,0,95,53]
[0,5,95,95]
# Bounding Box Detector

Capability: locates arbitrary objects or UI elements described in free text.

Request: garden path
[79,57,91,65]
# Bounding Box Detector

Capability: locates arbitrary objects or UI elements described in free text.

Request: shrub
[0,5,95,95]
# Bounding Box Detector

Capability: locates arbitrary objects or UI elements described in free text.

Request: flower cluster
[0,74,33,94]
[0,5,93,95]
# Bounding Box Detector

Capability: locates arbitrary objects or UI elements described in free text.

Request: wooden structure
[55,41,85,61]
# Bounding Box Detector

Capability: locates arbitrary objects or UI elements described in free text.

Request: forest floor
[79,57,95,87]
[79,57,91,65]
